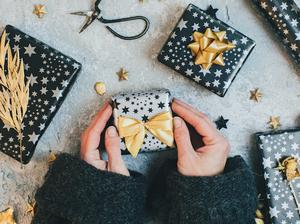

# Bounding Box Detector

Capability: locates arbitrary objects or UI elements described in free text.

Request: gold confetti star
[250,88,262,102]
[0,207,16,224]
[26,201,36,216]
[48,152,57,164]
[268,116,281,129]
[33,4,47,18]
[94,82,106,95]
[117,68,128,81]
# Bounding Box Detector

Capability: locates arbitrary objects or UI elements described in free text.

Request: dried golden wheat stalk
[0,30,30,162]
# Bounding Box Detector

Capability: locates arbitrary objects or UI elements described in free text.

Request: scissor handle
[98,16,150,40]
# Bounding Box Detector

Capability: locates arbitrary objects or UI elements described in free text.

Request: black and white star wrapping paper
[112,89,172,154]
[252,0,300,67]
[0,25,81,164]
[257,128,300,223]
[158,4,256,97]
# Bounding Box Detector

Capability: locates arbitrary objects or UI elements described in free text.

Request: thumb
[173,117,195,160]
[105,126,129,176]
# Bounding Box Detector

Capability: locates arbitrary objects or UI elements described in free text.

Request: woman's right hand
[172,99,230,177]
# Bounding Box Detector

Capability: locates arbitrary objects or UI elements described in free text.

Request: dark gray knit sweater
[32,154,256,224]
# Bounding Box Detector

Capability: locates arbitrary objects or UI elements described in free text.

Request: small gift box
[252,0,300,67]
[158,4,256,97]
[256,128,300,223]
[112,89,174,158]
[0,25,81,163]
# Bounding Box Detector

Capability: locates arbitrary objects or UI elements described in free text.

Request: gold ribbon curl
[118,111,174,158]
[188,28,235,70]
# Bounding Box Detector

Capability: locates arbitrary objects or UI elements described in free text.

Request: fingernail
[107,126,117,137]
[173,117,182,128]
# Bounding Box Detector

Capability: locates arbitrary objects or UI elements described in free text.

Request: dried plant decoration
[276,156,300,216]
[0,31,30,164]
[0,207,16,224]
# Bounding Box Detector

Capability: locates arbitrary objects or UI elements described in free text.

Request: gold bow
[118,111,174,158]
[188,28,235,70]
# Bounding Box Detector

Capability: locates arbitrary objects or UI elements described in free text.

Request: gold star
[117,68,128,81]
[0,207,16,224]
[268,116,281,129]
[94,82,106,96]
[26,201,36,216]
[33,4,47,18]
[250,88,262,102]
[48,152,57,164]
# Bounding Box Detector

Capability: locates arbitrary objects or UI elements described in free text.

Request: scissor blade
[79,16,97,33]
[70,11,94,17]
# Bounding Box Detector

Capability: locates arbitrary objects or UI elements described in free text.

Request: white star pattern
[263,157,273,169]
[185,69,193,76]
[270,206,280,218]
[192,23,200,31]
[241,37,248,44]
[261,2,268,9]
[292,143,299,150]
[178,19,188,31]
[24,44,36,57]
[52,88,63,100]
[28,74,38,86]
[291,19,299,27]
[28,132,39,144]
[14,34,21,42]
[280,3,288,10]
[259,130,300,222]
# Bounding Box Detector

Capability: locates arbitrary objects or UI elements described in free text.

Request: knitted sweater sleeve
[32,154,146,224]
[165,156,257,224]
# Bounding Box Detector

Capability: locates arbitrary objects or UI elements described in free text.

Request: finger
[172,101,219,140]
[87,102,112,135]
[81,103,112,160]
[173,117,195,159]
[84,104,112,149]
[105,126,130,176]
[173,98,215,127]
[91,159,107,171]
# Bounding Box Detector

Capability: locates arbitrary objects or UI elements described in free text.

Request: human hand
[172,99,230,177]
[80,102,130,176]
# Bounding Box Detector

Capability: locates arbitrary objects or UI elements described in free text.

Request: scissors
[71,0,150,40]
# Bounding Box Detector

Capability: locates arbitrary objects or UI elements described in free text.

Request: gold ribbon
[118,111,174,158]
[188,28,235,70]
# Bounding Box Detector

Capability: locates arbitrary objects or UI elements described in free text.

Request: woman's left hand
[80,102,130,176]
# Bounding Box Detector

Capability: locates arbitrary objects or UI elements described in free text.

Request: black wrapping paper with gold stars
[252,0,300,67]
[0,25,81,164]
[111,89,174,158]
[158,4,256,97]
[256,128,300,223]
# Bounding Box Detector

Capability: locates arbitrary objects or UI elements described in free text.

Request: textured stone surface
[0,0,299,223]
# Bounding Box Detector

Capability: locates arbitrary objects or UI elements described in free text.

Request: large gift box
[256,128,300,223]
[0,25,81,164]
[158,4,256,97]
[112,89,174,158]
[252,0,300,67]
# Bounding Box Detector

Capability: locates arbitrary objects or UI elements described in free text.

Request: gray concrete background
[0,0,299,223]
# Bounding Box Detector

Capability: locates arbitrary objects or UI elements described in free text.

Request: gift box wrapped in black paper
[111,89,174,158]
[0,25,81,164]
[158,4,256,97]
[256,128,300,223]
[252,0,300,67]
